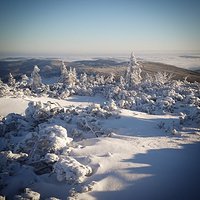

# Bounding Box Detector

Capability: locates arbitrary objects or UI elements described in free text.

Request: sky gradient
[0,0,200,56]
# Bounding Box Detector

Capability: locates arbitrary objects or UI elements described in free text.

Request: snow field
[0,95,199,199]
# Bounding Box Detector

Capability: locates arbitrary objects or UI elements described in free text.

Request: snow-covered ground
[0,95,200,200]
[0,95,105,117]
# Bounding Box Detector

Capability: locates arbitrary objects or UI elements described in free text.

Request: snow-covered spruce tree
[0,79,10,97]
[126,52,142,87]
[30,65,43,92]
[94,74,100,86]
[8,73,16,87]
[105,73,115,84]
[20,74,29,87]
[125,52,142,88]
[95,74,105,86]
[50,63,76,99]
[119,76,126,89]
[154,71,173,85]
[88,74,95,85]
[67,67,77,88]
[100,75,105,85]
[80,72,88,86]
[142,72,154,87]
[125,64,131,88]
[72,67,78,85]
[59,61,68,85]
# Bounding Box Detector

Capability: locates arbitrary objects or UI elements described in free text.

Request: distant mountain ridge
[0,58,199,83]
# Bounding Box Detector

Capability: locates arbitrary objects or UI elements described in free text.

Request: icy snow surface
[0,95,200,200]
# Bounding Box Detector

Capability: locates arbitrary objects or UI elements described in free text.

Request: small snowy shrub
[27,125,72,161]
[14,188,40,200]
[38,125,72,151]
[154,72,173,85]
[103,99,118,111]
[0,113,30,137]
[53,156,92,183]
[0,151,28,172]
[25,101,60,122]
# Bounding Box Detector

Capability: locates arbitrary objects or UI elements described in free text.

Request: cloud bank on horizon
[0,0,200,56]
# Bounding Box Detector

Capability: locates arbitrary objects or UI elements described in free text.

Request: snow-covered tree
[125,52,142,87]
[142,72,154,86]
[125,65,131,87]
[0,79,10,97]
[100,75,105,85]
[88,75,95,84]
[106,73,115,84]
[95,74,105,85]
[67,67,77,88]
[8,73,16,87]
[104,99,117,111]
[59,61,68,84]
[72,67,78,84]
[130,67,142,85]
[154,72,173,85]
[95,74,100,85]
[80,73,88,86]
[31,65,43,92]
[119,76,125,88]
[129,51,139,69]
[20,74,29,87]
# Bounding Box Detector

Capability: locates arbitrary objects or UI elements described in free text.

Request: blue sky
[0,0,200,56]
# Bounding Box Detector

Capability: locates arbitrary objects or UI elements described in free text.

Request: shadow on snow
[90,142,200,200]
